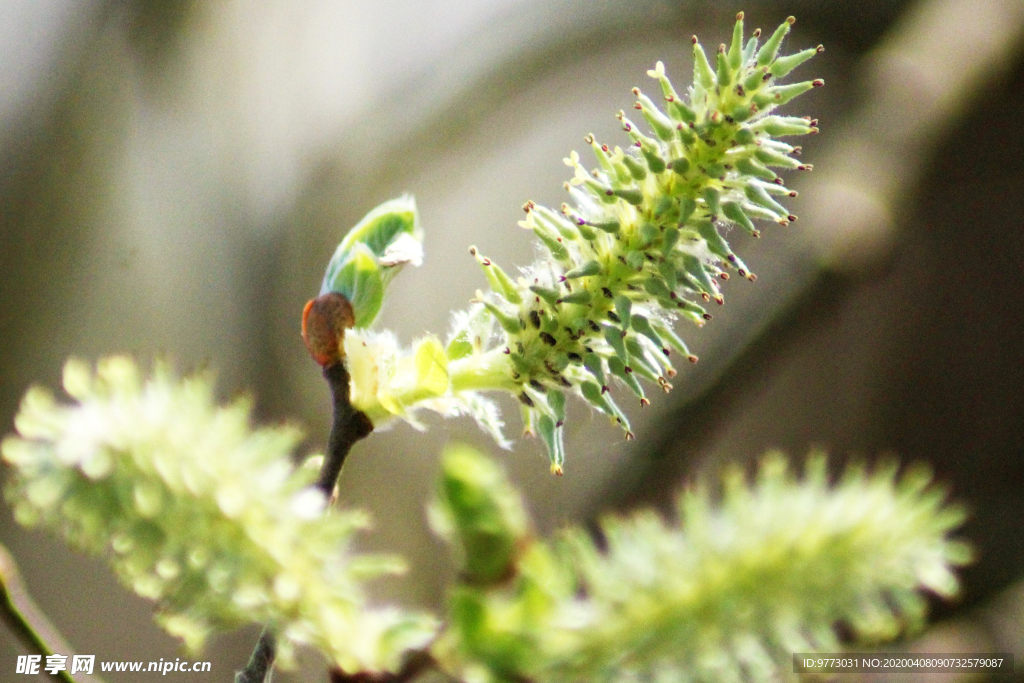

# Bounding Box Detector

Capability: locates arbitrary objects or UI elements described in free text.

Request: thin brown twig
[316,363,374,498]
[235,359,373,683]
[233,627,276,683]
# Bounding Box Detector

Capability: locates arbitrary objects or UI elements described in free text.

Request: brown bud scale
[301,293,356,367]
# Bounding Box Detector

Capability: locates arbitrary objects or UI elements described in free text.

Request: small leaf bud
[301,293,356,367]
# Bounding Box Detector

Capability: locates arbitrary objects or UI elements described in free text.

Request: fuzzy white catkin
[2,356,436,672]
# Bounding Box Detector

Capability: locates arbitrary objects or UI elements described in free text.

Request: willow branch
[236,357,372,683]
[0,543,108,683]
[315,362,374,498]
[233,627,276,683]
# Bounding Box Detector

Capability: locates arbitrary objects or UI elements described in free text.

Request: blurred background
[2,0,1023,680]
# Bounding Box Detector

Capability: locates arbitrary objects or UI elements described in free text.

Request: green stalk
[0,543,107,683]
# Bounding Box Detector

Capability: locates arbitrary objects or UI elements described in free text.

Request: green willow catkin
[333,14,822,472]
[430,447,971,683]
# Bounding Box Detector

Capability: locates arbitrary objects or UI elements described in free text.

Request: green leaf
[320,196,424,327]
[332,244,386,328]
[446,335,474,361]
[414,337,450,398]
[333,195,422,263]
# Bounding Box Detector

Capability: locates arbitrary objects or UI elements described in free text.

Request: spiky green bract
[1,357,436,673]
[431,447,970,683]
[321,195,424,328]
[338,15,822,470]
